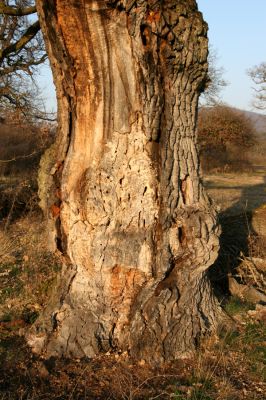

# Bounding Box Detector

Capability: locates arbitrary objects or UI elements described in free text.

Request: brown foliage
[198,106,256,172]
[0,112,53,176]
[0,112,54,222]
[198,105,256,148]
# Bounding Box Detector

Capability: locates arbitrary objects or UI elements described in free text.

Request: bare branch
[0,1,36,16]
[200,46,228,106]
[0,20,40,63]
[0,149,41,163]
[1,54,47,75]
[0,1,52,119]
[33,113,57,122]
[247,62,266,110]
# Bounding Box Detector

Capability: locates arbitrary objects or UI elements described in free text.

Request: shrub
[0,112,55,223]
[197,106,256,172]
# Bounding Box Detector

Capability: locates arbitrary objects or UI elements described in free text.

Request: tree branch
[0,20,40,64]
[0,2,37,16]
[0,149,42,164]
[1,53,47,76]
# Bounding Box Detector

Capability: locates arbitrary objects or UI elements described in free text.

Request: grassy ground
[0,133,265,398]
[0,206,265,398]
[0,295,265,399]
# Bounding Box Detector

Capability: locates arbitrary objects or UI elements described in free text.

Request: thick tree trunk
[30,0,221,362]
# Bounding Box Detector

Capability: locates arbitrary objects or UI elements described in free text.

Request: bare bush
[0,114,53,176]
[198,106,257,173]
[248,62,266,111]
[0,112,54,223]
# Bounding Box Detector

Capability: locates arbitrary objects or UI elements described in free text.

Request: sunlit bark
[29,0,221,362]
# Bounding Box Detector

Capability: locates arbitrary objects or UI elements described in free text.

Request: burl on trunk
[30,0,221,362]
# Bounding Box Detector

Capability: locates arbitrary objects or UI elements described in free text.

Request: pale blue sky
[197,0,266,112]
[39,1,266,113]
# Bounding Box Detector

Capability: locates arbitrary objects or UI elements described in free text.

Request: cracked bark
[29,0,222,362]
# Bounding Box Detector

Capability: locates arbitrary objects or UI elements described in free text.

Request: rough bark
[29,0,221,363]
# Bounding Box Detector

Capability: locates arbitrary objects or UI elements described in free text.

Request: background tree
[248,62,266,111]
[0,0,48,118]
[197,105,256,171]
[0,1,55,226]
[199,46,228,106]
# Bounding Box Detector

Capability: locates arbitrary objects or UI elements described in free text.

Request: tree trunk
[30,0,221,363]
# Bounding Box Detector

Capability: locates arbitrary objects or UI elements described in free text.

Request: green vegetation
[224,296,255,316]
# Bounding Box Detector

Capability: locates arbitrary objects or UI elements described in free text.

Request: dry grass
[0,117,54,225]
[0,312,265,399]
[0,214,61,323]
[203,171,266,215]
[0,212,265,399]
[0,231,14,262]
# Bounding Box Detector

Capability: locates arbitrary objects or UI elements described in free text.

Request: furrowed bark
[30,0,221,362]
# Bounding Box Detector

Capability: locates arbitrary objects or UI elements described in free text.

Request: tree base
[27,261,223,363]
